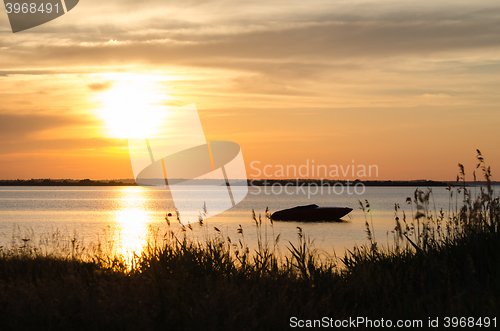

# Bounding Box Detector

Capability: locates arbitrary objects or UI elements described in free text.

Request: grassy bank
[0,153,499,330]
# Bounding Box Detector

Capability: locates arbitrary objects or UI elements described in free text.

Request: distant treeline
[247,179,453,187]
[0,179,137,186]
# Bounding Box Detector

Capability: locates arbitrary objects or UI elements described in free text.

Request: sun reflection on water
[111,187,157,262]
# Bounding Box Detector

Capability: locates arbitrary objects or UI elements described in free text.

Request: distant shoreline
[0,178,497,187]
[0,179,138,186]
[247,179,500,187]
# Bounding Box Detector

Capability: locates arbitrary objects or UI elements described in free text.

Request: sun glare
[95,74,170,139]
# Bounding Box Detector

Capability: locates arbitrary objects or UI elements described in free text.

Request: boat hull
[270,204,352,222]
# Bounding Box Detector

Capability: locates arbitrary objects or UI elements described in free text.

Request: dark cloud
[0,114,122,154]
[0,113,89,137]
[3,17,498,75]
[0,70,58,76]
[2,1,500,74]
[0,69,92,76]
[0,137,125,154]
[87,81,113,91]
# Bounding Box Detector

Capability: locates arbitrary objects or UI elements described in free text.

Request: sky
[0,0,499,180]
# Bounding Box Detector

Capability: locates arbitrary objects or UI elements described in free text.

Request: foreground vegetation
[0,151,499,330]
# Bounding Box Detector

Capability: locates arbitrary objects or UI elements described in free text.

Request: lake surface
[0,184,495,260]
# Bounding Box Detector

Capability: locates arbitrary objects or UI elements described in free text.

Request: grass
[0,151,499,330]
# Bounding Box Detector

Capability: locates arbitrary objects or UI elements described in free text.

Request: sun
[94,74,170,139]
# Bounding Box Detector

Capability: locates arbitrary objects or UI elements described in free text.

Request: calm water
[0,185,495,258]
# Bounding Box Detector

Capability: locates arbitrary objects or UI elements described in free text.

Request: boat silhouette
[271,204,352,222]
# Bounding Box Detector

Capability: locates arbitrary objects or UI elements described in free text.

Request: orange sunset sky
[1,0,499,180]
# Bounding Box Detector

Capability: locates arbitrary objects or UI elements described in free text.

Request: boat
[270,204,352,222]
